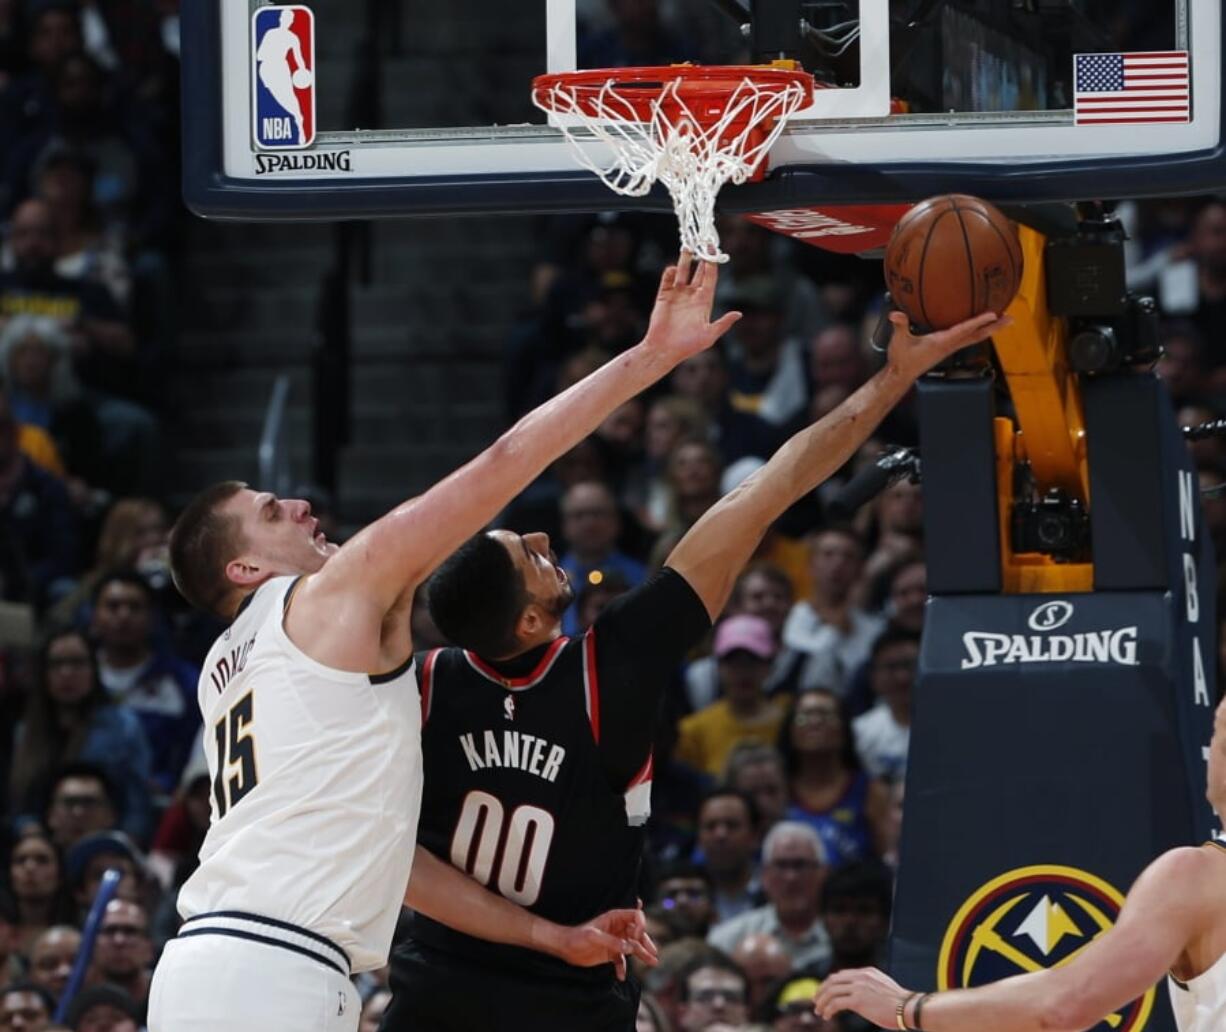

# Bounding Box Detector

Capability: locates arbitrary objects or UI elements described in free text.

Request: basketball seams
[950,196,978,323]
[916,202,955,330]
[974,208,1022,305]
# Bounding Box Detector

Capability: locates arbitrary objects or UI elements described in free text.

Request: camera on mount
[1044,214,1161,375]
[1012,488,1091,560]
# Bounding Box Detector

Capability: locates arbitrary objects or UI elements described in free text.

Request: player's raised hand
[644,250,742,362]
[812,966,911,1027]
[886,309,1012,380]
[552,906,659,980]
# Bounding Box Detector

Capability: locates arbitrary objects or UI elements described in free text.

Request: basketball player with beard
[813,695,1226,1032]
[380,308,1010,1032]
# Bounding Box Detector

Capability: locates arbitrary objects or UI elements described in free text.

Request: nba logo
[251,5,316,150]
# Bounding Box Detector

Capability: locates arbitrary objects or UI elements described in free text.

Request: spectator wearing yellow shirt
[677,615,791,777]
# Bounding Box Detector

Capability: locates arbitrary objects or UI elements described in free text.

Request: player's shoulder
[1132,844,1226,909]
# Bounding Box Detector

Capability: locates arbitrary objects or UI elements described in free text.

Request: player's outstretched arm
[812,845,1212,1032]
[666,310,1010,618]
[404,847,657,979]
[322,254,740,613]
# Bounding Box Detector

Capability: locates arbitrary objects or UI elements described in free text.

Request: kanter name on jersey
[458,730,566,783]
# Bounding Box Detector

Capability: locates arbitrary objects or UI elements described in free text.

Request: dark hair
[654,859,714,896]
[0,885,17,925]
[0,981,54,1014]
[8,628,108,809]
[697,786,761,831]
[91,568,155,607]
[426,533,530,658]
[821,859,894,919]
[777,688,861,777]
[43,761,121,818]
[677,951,747,1002]
[169,481,247,616]
[869,626,921,664]
[730,561,793,607]
[808,521,864,553]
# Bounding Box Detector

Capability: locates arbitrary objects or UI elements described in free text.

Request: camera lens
[1035,513,1071,550]
[1069,325,1117,374]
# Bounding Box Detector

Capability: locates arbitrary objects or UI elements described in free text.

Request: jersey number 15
[214,691,259,817]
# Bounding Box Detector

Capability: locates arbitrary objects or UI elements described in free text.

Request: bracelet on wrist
[914,991,933,1031]
[897,992,921,1031]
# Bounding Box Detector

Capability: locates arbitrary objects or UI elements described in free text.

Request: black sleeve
[588,566,712,788]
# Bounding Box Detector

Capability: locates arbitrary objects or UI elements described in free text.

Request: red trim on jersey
[627,753,653,788]
[463,637,569,690]
[583,631,601,743]
[420,649,440,725]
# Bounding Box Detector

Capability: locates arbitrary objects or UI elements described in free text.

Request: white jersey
[1169,950,1226,1032]
[177,576,421,973]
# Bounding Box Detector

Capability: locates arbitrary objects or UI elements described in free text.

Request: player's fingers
[614,952,628,981]
[888,310,911,330]
[658,265,677,295]
[711,311,742,338]
[678,249,693,284]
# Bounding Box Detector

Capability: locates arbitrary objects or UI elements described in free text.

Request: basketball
[883,194,1023,331]
[292,68,313,90]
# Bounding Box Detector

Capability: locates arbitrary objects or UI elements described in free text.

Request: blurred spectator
[43,762,119,852]
[820,861,892,973]
[10,51,172,253]
[637,991,674,1032]
[694,789,762,923]
[0,2,83,148]
[88,899,151,1013]
[147,758,208,894]
[770,974,836,1031]
[500,438,609,546]
[46,498,167,628]
[558,480,646,633]
[676,616,790,778]
[783,528,884,696]
[89,570,199,794]
[1154,320,1210,404]
[6,830,75,959]
[686,564,801,711]
[708,822,831,971]
[574,567,632,631]
[9,628,152,841]
[0,380,78,607]
[675,953,750,1032]
[852,628,917,781]
[808,325,867,398]
[1163,199,1226,367]
[658,438,723,542]
[359,988,392,1032]
[879,557,926,635]
[724,744,788,833]
[0,888,19,982]
[716,218,825,343]
[655,861,716,940]
[27,924,78,1003]
[879,777,904,873]
[670,350,782,466]
[32,147,130,306]
[0,200,158,493]
[64,831,145,918]
[0,981,54,1031]
[578,0,694,70]
[642,939,725,1031]
[723,277,808,429]
[631,394,709,533]
[860,479,923,592]
[730,933,791,1016]
[779,690,890,867]
[63,983,140,1032]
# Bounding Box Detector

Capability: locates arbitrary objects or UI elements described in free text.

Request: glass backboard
[183,1,1224,222]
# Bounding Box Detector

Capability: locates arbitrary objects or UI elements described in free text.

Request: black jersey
[402,568,711,981]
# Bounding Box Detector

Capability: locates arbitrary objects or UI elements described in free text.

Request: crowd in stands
[0,2,1223,1031]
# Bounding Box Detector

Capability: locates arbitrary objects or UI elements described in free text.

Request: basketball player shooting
[377,306,1011,1032]
[145,254,739,1032]
[256,8,310,143]
[813,695,1226,1032]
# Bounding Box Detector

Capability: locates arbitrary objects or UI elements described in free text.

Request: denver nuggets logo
[938,865,1155,1032]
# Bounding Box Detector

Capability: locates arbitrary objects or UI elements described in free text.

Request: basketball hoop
[532,64,814,263]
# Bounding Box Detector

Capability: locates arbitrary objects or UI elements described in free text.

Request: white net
[534,73,811,263]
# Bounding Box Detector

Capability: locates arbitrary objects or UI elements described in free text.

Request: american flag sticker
[1073,51,1190,125]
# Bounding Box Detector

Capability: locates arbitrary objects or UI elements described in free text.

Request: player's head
[427,530,573,659]
[169,481,337,618]
[1209,694,1226,817]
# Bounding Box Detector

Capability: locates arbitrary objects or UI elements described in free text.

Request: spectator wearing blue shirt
[9,627,153,844]
[558,480,646,634]
[89,570,198,795]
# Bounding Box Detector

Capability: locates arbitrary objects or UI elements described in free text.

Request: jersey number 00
[449,790,556,906]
